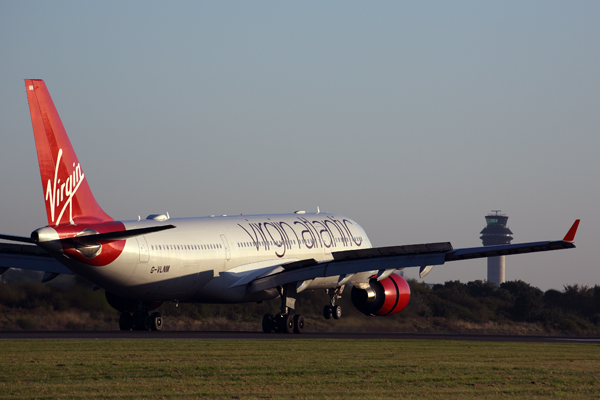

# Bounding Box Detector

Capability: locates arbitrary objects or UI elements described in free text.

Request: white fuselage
[51,212,373,303]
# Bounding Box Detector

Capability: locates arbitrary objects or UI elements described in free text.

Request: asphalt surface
[0,331,599,342]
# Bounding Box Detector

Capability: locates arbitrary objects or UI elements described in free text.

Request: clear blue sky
[1,1,599,290]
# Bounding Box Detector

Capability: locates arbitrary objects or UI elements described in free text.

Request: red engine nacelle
[351,272,411,316]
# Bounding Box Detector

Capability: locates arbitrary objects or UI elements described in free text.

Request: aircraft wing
[0,243,72,280]
[247,220,580,293]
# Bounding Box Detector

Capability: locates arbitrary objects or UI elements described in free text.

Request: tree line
[1,272,599,333]
[409,279,600,332]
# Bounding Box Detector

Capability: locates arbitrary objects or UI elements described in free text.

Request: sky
[1,1,599,291]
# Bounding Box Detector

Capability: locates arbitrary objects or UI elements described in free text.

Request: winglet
[563,219,580,242]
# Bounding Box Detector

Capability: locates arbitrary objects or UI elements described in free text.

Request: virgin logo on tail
[45,148,85,226]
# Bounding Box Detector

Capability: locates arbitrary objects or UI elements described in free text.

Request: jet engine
[351,272,411,316]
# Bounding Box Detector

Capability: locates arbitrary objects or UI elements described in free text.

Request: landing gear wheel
[262,314,274,333]
[150,312,163,331]
[132,311,151,331]
[333,305,342,320]
[119,312,132,331]
[323,305,333,320]
[277,313,294,334]
[293,314,305,334]
[272,314,281,333]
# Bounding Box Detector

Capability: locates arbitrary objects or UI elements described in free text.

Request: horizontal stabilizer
[0,243,72,275]
[72,224,176,242]
[33,225,176,246]
[0,234,33,243]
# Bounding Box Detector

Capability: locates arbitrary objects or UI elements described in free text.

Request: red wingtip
[563,219,580,242]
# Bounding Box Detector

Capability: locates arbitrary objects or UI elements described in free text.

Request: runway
[1,330,599,342]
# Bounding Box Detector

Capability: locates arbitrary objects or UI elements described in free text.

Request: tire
[333,305,342,320]
[323,305,333,320]
[150,312,163,331]
[293,314,305,334]
[142,313,151,331]
[278,314,294,334]
[273,316,281,333]
[131,311,141,330]
[132,311,151,331]
[119,312,132,331]
[262,314,274,333]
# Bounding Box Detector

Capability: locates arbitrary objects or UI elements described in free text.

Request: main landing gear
[261,313,305,334]
[323,286,344,320]
[119,310,163,331]
[262,285,305,334]
[261,285,346,333]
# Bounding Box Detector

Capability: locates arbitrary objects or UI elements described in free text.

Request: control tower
[480,211,513,286]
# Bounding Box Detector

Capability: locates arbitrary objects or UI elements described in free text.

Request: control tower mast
[480,211,513,286]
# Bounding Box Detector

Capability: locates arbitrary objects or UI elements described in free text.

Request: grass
[0,339,599,399]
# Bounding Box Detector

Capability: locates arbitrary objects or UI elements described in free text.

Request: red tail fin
[25,79,112,226]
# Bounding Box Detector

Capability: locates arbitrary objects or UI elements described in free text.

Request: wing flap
[332,242,452,260]
[248,251,447,293]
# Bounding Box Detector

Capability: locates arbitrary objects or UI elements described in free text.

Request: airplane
[0,79,580,333]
